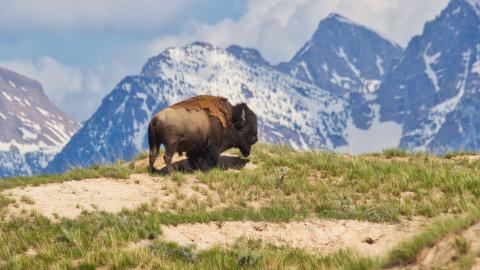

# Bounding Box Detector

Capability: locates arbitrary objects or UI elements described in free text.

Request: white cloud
[149,0,449,64]
[335,0,450,47]
[0,0,197,34]
[1,57,84,97]
[0,56,135,121]
[0,0,452,122]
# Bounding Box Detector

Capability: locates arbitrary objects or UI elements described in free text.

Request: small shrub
[383,148,409,158]
[149,242,195,262]
[453,237,470,255]
[20,195,35,205]
[171,172,186,184]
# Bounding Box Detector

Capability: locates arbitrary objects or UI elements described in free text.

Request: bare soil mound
[160,218,425,257]
[3,173,218,219]
[2,153,257,220]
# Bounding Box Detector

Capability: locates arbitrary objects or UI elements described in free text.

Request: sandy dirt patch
[450,155,480,163]
[160,218,426,257]
[3,173,218,219]
[2,154,256,220]
[393,222,480,269]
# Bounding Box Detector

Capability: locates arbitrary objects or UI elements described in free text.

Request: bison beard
[147,95,258,173]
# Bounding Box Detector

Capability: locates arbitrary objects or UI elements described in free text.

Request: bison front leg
[187,148,219,171]
[205,147,219,168]
[187,151,203,170]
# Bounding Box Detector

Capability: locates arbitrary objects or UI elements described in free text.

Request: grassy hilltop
[0,144,480,269]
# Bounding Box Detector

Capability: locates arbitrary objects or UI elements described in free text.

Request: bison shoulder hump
[170,95,233,128]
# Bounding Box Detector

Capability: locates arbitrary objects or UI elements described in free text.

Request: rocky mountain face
[376,0,480,152]
[277,13,403,96]
[0,67,79,177]
[46,42,348,173]
[276,13,404,135]
[226,45,272,67]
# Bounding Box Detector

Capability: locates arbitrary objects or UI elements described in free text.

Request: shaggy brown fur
[148,95,257,173]
[170,95,233,128]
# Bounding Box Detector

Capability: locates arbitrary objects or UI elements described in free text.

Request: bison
[147,95,258,172]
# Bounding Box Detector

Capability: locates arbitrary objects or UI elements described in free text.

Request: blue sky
[0,0,449,121]
[0,0,246,68]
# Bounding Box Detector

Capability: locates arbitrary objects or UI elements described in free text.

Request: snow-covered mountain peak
[465,0,480,15]
[226,45,271,67]
[324,13,358,26]
[0,67,44,96]
[277,14,403,97]
[316,13,400,49]
[0,66,79,177]
[376,0,480,152]
[431,0,480,25]
[141,41,226,77]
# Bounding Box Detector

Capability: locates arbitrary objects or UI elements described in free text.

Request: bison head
[233,103,258,157]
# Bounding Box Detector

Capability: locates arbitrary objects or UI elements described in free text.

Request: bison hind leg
[148,144,160,173]
[149,151,159,173]
[164,143,178,173]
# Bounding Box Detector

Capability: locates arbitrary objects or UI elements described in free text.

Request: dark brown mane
[170,95,233,128]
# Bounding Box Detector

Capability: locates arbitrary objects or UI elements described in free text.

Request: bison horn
[241,108,246,122]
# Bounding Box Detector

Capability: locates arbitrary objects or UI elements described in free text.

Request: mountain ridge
[276,12,403,95]
[0,66,79,177]
[376,0,480,152]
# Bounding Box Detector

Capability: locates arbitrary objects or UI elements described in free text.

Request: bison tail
[148,117,160,151]
[148,117,161,173]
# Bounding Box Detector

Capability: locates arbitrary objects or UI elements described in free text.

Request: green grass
[0,162,137,190]
[170,171,187,184]
[381,148,410,158]
[453,236,470,255]
[0,207,369,269]
[3,208,478,269]
[0,205,308,269]
[382,210,480,267]
[2,144,480,223]
[192,144,480,222]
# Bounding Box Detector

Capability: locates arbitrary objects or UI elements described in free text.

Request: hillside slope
[2,145,480,269]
